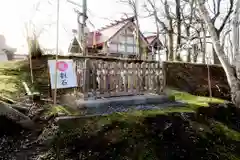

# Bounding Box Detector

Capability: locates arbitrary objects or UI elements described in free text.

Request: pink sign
[57,61,68,71]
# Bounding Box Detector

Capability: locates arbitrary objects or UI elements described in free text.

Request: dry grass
[0,60,30,100]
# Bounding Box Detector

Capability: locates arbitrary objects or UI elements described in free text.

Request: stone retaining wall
[32,56,232,100]
[163,61,231,100]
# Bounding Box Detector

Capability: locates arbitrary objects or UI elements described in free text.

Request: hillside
[0,60,239,160]
[0,60,30,100]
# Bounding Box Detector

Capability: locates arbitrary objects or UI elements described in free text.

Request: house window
[109,43,118,52]
[119,36,125,44]
[127,36,134,44]
[118,43,125,52]
[126,46,134,53]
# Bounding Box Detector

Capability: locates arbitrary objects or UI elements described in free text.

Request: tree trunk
[197,0,240,106]
[0,101,35,129]
[193,45,198,62]
[187,48,191,62]
[165,34,169,61]
[201,23,206,64]
[175,0,181,60]
[212,31,221,64]
[232,0,240,62]
[133,1,142,60]
[164,0,174,61]
[199,33,203,62]
[228,34,234,64]
[168,30,174,61]
[186,0,194,62]
[186,27,191,62]
[233,0,240,83]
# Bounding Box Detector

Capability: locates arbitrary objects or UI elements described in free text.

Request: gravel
[83,101,186,116]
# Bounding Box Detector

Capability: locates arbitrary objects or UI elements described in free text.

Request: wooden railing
[72,55,164,99]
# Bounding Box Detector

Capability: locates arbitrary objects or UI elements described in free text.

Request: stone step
[75,94,175,109]
[55,101,187,126]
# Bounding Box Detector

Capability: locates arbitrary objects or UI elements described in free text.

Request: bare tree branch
[218,0,234,32]
[211,0,221,23]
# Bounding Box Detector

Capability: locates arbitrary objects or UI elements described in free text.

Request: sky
[0,0,230,54]
[0,0,156,53]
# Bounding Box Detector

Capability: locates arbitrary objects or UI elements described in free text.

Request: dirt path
[1,103,240,160]
[0,116,48,159]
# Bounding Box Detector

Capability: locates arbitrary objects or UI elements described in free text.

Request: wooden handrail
[44,54,164,99]
[44,54,162,64]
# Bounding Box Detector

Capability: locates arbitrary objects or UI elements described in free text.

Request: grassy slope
[48,88,226,117]
[0,60,30,100]
[0,61,239,159]
[166,88,225,106]
[50,90,239,160]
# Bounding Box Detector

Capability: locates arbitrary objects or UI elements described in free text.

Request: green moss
[49,89,238,159]
[166,88,225,106]
[45,105,81,116]
[211,121,240,141]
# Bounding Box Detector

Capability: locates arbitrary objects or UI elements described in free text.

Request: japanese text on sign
[48,59,77,89]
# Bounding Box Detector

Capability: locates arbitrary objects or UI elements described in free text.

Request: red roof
[87,17,135,47]
[146,35,157,44]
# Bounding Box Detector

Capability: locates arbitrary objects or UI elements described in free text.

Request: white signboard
[48,59,77,89]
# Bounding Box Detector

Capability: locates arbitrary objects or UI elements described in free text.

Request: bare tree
[119,0,142,59]
[197,0,240,106]
[201,23,207,63]
[164,0,174,60]
[232,0,240,60]
[206,0,234,64]
[144,0,174,60]
[23,0,55,84]
[181,0,195,62]
[145,0,210,62]
[175,0,182,60]
[145,0,161,60]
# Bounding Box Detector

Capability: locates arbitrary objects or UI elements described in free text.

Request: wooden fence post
[161,62,166,92]
[83,58,90,99]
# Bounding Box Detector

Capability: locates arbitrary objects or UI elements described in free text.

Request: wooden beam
[45,54,162,64]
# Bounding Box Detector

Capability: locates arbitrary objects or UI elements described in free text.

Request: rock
[35,124,59,145]
[164,62,231,100]
[0,101,35,129]
[19,119,35,130]
[57,112,67,117]
[60,94,85,110]
[11,104,29,114]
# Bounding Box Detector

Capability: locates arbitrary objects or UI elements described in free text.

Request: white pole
[53,0,60,106]
[82,0,87,56]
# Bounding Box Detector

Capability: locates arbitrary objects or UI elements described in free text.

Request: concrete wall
[0,34,17,61]
[0,52,8,62]
[163,61,231,100]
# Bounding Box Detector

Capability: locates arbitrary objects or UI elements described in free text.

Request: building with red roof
[68,17,163,60]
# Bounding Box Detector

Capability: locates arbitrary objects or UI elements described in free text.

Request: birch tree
[207,0,233,64]
[232,0,240,60]
[197,0,240,106]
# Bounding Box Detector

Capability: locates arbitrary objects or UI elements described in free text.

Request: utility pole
[82,0,87,56]
[54,0,60,106]
[67,0,88,55]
